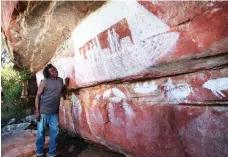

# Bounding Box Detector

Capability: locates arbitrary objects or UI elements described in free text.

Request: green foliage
[1,98,32,120]
[1,64,31,119]
[2,64,22,104]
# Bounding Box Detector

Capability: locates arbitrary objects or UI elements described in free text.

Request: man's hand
[62,77,70,100]
[35,111,41,122]
[65,77,70,86]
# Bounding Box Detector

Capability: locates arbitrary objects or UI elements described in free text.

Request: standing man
[35,64,67,157]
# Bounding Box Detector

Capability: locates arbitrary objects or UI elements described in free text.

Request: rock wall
[59,68,228,157]
[1,0,18,31]
[2,1,105,72]
[35,1,228,157]
[36,1,228,87]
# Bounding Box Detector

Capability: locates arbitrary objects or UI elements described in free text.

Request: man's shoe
[36,153,44,157]
[46,153,58,157]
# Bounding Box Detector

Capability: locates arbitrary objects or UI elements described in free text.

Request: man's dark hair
[43,64,58,78]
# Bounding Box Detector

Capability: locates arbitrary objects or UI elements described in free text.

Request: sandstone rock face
[2,1,104,72]
[17,1,228,157]
[1,0,18,32]
[36,1,228,88]
[59,68,228,157]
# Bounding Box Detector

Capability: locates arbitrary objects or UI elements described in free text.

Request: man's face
[48,67,58,78]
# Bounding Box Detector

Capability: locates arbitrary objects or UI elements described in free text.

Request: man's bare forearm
[35,95,41,121]
[35,96,40,113]
[35,80,45,121]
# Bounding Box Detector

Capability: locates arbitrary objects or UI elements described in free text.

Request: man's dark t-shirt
[39,77,63,114]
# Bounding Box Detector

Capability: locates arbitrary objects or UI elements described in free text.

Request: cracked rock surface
[2,1,104,72]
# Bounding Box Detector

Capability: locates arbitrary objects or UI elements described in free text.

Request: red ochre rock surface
[59,68,228,157]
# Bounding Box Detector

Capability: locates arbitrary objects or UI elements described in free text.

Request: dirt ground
[31,131,125,157]
[2,118,126,157]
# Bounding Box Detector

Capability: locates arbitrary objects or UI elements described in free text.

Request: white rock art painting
[202,77,228,98]
[62,105,67,126]
[134,81,158,94]
[75,28,179,85]
[213,106,228,112]
[72,1,179,85]
[102,88,135,125]
[164,78,192,104]
[71,93,82,121]
[107,28,121,53]
[93,94,102,105]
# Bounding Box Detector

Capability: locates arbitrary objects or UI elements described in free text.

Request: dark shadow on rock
[55,131,126,157]
[56,131,88,157]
